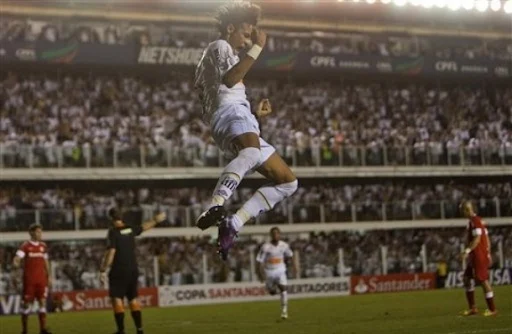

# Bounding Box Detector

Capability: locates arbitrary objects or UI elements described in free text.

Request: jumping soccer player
[194,2,298,260]
[99,208,166,334]
[256,227,296,319]
[13,224,52,334]
[459,201,497,316]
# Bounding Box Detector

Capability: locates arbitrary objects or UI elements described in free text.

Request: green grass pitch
[1,286,510,334]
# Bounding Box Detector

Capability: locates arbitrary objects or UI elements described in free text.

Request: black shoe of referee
[196,205,227,231]
[40,330,53,334]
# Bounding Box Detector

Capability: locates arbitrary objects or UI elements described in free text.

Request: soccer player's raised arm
[221,29,266,88]
[141,212,167,232]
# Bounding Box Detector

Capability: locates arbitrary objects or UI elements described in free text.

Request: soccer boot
[196,205,227,231]
[217,217,238,261]
[460,308,478,316]
[40,330,53,334]
[281,309,288,320]
[483,309,498,317]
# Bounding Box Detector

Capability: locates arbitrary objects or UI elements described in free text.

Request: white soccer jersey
[194,39,248,124]
[256,241,293,274]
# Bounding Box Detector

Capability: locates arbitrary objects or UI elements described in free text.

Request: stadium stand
[1,74,511,168]
[0,183,511,231]
[1,227,511,294]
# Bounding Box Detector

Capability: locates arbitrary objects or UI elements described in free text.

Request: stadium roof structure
[8,0,512,34]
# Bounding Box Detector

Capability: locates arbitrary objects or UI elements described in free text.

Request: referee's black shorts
[109,270,139,300]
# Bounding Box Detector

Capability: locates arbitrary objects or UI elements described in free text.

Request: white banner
[444,268,512,289]
[158,277,350,307]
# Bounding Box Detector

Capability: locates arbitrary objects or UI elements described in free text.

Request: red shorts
[463,256,490,282]
[23,282,48,302]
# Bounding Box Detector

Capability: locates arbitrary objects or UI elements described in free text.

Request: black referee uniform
[106,224,143,300]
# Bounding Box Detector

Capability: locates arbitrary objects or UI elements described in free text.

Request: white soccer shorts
[210,102,275,167]
[265,271,288,291]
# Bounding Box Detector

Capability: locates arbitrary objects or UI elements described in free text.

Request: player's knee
[237,147,262,171]
[112,299,125,313]
[276,179,298,198]
[129,299,141,312]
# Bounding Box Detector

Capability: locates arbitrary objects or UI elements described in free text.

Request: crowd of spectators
[1,183,511,231]
[1,227,511,295]
[2,16,511,61]
[1,74,511,168]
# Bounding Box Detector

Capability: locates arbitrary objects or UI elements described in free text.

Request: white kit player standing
[194,2,298,260]
[256,227,297,319]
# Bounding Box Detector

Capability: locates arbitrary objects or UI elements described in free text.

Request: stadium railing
[1,198,511,232]
[1,143,511,169]
[2,225,509,293]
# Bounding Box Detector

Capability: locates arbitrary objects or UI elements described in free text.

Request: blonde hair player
[194,2,298,260]
[459,201,497,317]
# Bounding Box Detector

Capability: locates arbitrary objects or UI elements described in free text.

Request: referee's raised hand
[154,212,167,224]
[141,212,167,231]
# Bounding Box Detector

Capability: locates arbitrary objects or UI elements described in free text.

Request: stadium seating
[0,183,511,231]
[1,75,511,168]
[1,227,511,295]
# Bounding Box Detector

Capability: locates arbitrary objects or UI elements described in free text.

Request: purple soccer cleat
[217,217,238,261]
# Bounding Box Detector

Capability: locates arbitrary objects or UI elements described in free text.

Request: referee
[99,208,166,334]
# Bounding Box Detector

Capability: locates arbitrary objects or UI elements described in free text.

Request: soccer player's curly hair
[215,1,261,34]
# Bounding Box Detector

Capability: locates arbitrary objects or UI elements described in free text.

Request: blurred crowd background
[1,227,511,295]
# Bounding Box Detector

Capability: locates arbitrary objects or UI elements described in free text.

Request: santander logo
[351,273,435,294]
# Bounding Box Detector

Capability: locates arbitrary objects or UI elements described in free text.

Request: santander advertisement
[351,273,436,295]
[51,288,158,312]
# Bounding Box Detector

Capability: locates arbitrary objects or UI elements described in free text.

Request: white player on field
[194,2,298,260]
[256,227,297,319]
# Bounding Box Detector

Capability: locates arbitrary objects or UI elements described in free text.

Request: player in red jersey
[13,224,53,334]
[459,201,497,317]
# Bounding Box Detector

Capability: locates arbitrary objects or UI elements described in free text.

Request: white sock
[210,147,261,207]
[231,180,298,231]
[280,291,288,312]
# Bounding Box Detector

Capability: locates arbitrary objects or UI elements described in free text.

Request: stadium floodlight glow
[381,0,392,4]
[475,0,489,12]
[393,0,407,6]
[462,0,474,10]
[421,0,434,8]
[505,0,512,14]
[447,0,462,10]
[410,0,422,6]
[434,0,446,8]
[490,0,501,11]
[366,0,377,4]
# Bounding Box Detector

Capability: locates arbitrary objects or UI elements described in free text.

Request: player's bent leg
[128,299,144,334]
[233,152,297,230]
[197,132,262,231]
[111,298,126,334]
[218,152,297,260]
